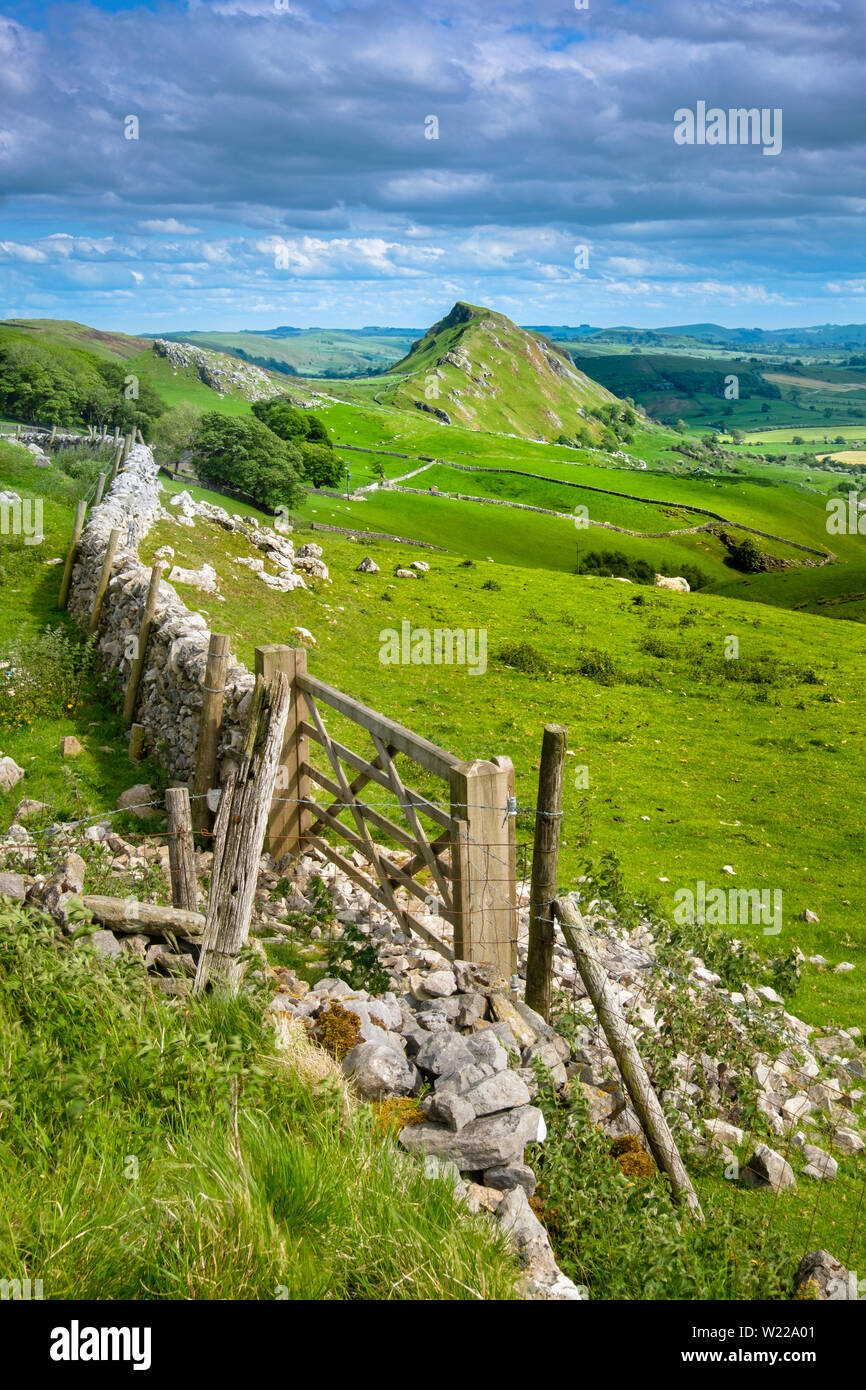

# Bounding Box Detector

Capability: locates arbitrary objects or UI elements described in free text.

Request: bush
[494,640,550,675]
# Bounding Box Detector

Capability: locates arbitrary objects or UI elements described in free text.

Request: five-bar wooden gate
[254,645,516,979]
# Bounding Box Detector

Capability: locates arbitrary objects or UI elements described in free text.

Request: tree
[252,395,341,488]
[149,402,203,467]
[192,414,305,511]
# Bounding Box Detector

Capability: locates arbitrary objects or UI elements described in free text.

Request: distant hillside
[148,327,421,378]
[538,321,866,357]
[0,318,150,360]
[378,301,618,442]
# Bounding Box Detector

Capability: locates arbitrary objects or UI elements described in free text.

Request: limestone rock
[398,1104,545,1170]
[740,1143,797,1192]
[0,871,28,900]
[115,784,157,819]
[342,1041,418,1100]
[483,1162,537,1196]
[795,1249,859,1300]
[496,1187,584,1300]
[0,756,25,790]
[356,556,380,573]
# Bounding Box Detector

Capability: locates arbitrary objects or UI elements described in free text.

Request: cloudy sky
[1,0,865,332]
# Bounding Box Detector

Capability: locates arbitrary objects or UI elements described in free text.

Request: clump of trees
[252,396,342,488]
[0,340,165,435]
[192,413,306,511]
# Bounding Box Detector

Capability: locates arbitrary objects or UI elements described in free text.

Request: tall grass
[0,905,518,1300]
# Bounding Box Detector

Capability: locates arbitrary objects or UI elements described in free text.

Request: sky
[1,0,865,332]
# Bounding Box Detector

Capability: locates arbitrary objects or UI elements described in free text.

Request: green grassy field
[141,490,866,1036]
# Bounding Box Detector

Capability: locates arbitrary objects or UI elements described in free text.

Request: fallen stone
[795,1249,859,1300]
[496,1187,583,1300]
[0,871,27,900]
[356,556,380,573]
[115,784,157,819]
[0,757,25,790]
[740,1143,797,1193]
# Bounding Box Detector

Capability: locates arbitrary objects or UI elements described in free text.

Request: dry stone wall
[67,444,255,783]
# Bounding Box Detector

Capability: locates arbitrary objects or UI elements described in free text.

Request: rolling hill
[375,302,618,442]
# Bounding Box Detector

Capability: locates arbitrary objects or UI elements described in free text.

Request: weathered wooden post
[108,441,123,488]
[449,756,517,980]
[128,723,145,762]
[87,528,121,637]
[191,633,232,831]
[254,644,311,861]
[554,893,705,1222]
[49,424,56,445]
[121,431,133,466]
[526,724,568,1021]
[93,472,107,506]
[166,786,197,912]
[122,562,164,723]
[58,498,88,610]
[15,423,20,440]
[193,671,291,996]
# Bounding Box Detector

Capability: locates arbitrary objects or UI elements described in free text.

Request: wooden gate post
[526,724,568,1021]
[191,633,231,831]
[122,561,163,723]
[449,757,516,980]
[87,527,120,636]
[165,786,197,912]
[58,498,88,610]
[193,671,291,996]
[254,644,310,862]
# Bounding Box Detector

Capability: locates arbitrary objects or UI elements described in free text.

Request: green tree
[192,414,305,511]
[149,402,203,467]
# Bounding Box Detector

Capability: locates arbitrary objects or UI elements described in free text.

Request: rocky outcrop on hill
[153,339,285,403]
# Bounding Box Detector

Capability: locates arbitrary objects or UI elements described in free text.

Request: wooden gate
[254,645,516,979]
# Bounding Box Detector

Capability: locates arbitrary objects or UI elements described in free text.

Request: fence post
[93,471,107,506]
[122,562,163,723]
[165,786,197,912]
[191,632,231,831]
[121,431,133,466]
[108,441,123,488]
[87,527,120,637]
[449,757,516,981]
[525,724,567,1021]
[254,644,310,862]
[554,893,705,1222]
[58,498,88,610]
[193,671,291,996]
[129,723,145,762]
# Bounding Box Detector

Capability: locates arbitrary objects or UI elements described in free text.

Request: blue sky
[1,0,865,332]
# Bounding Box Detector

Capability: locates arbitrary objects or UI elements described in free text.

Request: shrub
[0,626,95,729]
[494,640,549,675]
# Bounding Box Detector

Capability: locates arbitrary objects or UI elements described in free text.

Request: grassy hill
[371,302,617,442]
[0,318,150,361]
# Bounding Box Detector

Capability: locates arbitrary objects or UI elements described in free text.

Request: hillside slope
[0,318,150,360]
[378,302,618,441]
